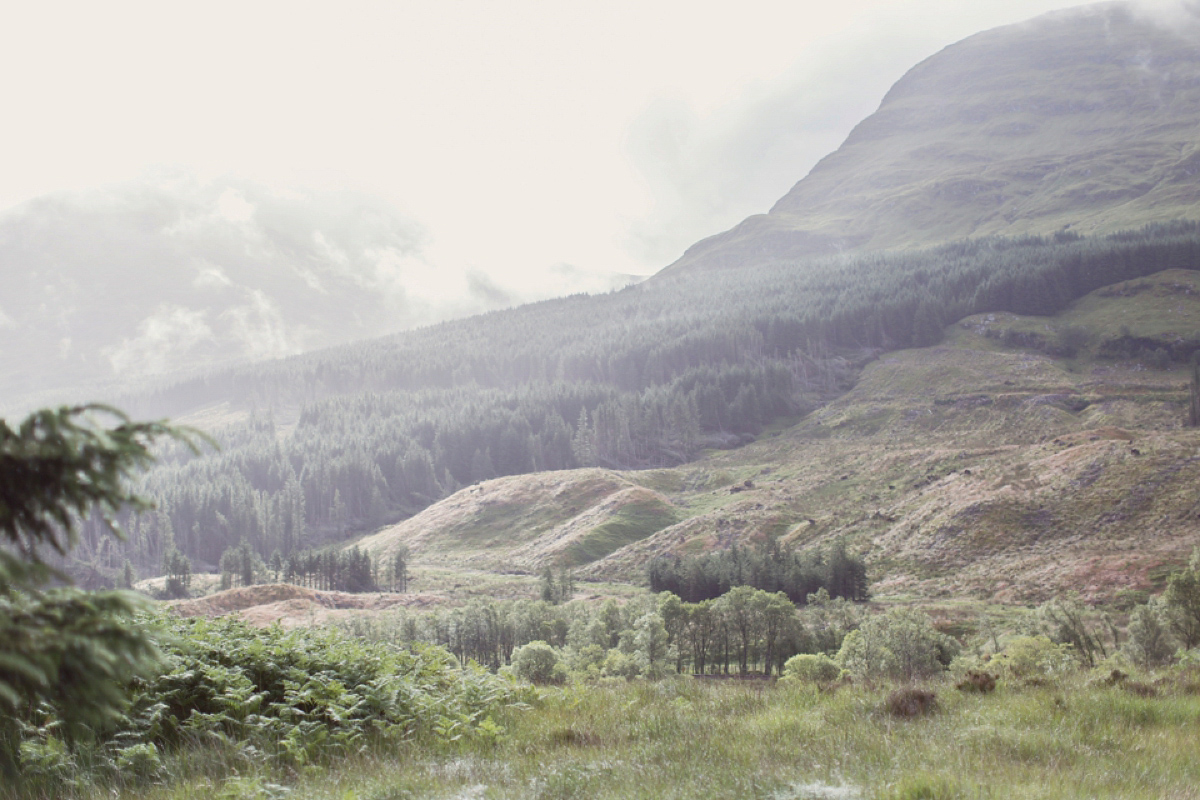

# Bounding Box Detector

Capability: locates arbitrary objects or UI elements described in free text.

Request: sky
[0,0,1119,307]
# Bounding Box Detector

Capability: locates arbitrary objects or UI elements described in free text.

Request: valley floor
[92,673,1200,800]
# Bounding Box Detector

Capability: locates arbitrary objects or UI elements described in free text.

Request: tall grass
[86,670,1200,800]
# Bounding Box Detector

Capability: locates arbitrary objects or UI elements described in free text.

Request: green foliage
[632,612,674,678]
[782,653,841,684]
[512,640,566,685]
[112,224,1200,581]
[647,538,868,603]
[1164,548,1200,649]
[0,405,198,781]
[540,567,575,605]
[9,614,528,795]
[281,546,380,593]
[992,635,1076,679]
[162,546,192,599]
[1055,323,1093,357]
[837,608,959,682]
[0,405,188,566]
[1123,600,1176,668]
[1039,595,1116,668]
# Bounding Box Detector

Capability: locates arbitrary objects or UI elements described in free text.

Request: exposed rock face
[666,2,1200,273]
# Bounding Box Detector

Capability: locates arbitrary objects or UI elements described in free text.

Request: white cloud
[221,290,297,361]
[1130,0,1200,29]
[193,264,233,289]
[104,305,214,376]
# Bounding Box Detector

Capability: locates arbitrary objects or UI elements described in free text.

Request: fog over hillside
[0,177,636,411]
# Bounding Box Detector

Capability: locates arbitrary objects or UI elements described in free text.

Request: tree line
[342,586,866,679]
[214,541,409,594]
[646,539,869,604]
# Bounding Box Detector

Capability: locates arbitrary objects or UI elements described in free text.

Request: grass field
[89,669,1200,800]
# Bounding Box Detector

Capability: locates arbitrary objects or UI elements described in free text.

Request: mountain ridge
[666,2,1200,273]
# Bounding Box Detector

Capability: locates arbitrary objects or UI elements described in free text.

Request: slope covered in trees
[67,222,1200,583]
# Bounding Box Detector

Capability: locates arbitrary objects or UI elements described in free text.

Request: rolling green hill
[667,2,1200,273]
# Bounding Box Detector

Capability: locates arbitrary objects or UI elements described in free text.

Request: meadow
[67,667,1200,800]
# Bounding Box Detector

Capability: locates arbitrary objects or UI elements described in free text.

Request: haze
[9,0,1194,406]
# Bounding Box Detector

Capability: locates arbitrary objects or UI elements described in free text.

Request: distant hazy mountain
[666,2,1200,273]
[0,177,638,411]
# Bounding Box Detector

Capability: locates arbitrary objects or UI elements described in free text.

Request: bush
[837,608,959,681]
[955,670,997,694]
[994,635,1076,679]
[782,654,841,684]
[885,687,938,718]
[601,649,641,680]
[1056,324,1092,357]
[1123,601,1176,668]
[513,641,567,685]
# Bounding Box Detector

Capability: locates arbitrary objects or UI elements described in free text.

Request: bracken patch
[886,687,938,718]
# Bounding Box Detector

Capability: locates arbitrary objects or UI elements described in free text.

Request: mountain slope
[358,269,1200,602]
[668,2,1200,272]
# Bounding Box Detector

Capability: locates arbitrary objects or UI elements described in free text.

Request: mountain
[667,2,1200,273]
[54,1,1200,605]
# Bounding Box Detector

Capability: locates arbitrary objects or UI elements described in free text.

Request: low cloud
[1130,0,1200,30]
[625,33,931,266]
[221,290,296,362]
[104,305,214,377]
[0,174,633,402]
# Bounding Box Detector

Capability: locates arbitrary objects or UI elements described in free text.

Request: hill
[667,2,1200,273]
[356,269,1200,603]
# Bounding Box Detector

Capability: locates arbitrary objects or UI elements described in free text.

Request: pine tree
[0,404,198,778]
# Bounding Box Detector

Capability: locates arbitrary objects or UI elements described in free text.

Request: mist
[0,176,634,409]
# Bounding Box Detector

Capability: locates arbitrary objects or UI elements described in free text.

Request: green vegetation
[0,405,197,780]
[647,539,868,603]
[63,661,1200,800]
[565,500,678,566]
[9,616,527,799]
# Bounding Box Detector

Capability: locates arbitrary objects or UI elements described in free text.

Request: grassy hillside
[355,469,678,572]
[669,3,1200,272]
[362,269,1200,603]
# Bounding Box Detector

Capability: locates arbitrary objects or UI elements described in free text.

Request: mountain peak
[666,1,1200,273]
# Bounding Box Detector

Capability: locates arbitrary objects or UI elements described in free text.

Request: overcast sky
[0,0,1113,300]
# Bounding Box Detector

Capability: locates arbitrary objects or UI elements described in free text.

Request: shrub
[1055,324,1092,357]
[782,654,841,684]
[113,743,165,786]
[955,670,997,694]
[993,635,1076,679]
[1123,601,1176,667]
[885,687,938,718]
[1165,549,1200,649]
[512,641,566,685]
[837,608,959,681]
[601,649,641,680]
